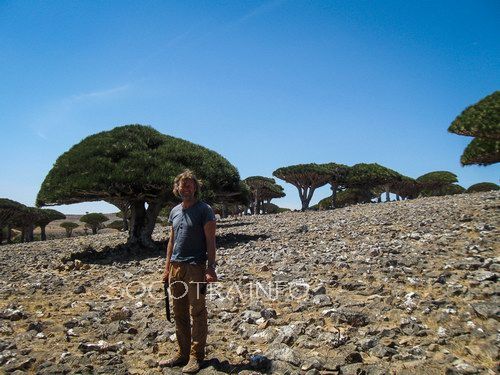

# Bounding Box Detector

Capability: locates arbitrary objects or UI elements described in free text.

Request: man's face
[179,178,196,200]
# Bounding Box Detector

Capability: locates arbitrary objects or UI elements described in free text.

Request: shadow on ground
[217,221,251,228]
[65,241,166,265]
[66,232,269,265]
[197,357,270,374]
[217,233,269,249]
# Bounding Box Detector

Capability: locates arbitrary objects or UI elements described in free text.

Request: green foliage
[273,164,331,188]
[60,221,79,237]
[276,207,291,213]
[155,217,168,226]
[35,208,66,227]
[273,164,331,210]
[107,220,125,231]
[216,181,252,207]
[159,202,178,219]
[37,124,241,206]
[261,202,279,214]
[465,182,499,193]
[448,91,500,140]
[390,176,421,199]
[448,91,500,166]
[10,207,42,228]
[0,198,26,228]
[37,124,243,247]
[80,213,108,226]
[440,184,465,196]
[315,196,332,210]
[321,163,350,185]
[60,222,79,229]
[417,171,458,186]
[80,213,108,234]
[417,171,460,197]
[244,176,285,201]
[460,137,500,166]
[116,211,131,219]
[317,188,374,209]
[346,163,401,189]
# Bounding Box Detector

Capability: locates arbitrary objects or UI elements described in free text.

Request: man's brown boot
[159,353,188,367]
[182,357,201,373]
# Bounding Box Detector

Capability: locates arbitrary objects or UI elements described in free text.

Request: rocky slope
[0,192,498,374]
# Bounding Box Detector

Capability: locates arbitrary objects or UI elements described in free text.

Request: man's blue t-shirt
[168,201,216,264]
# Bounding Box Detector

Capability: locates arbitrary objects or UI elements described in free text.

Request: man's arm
[162,226,175,282]
[204,220,217,283]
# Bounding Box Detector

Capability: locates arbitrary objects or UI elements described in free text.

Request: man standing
[162,170,217,374]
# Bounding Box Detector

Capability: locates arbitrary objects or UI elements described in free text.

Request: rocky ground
[0,192,498,374]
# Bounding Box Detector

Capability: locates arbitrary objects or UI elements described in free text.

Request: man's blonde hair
[173,169,202,198]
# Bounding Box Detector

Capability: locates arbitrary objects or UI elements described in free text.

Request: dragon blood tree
[37,125,243,248]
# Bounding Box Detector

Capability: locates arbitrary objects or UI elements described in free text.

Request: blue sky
[1,0,499,214]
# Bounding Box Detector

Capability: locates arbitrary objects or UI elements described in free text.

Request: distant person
[162,170,217,374]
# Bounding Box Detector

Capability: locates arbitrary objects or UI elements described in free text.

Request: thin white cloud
[36,131,48,140]
[69,84,130,102]
[30,83,132,140]
[232,0,287,28]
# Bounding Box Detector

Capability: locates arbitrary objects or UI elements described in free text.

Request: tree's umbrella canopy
[107,220,125,230]
[261,202,280,214]
[273,164,331,189]
[440,184,465,196]
[80,212,109,234]
[390,176,421,199]
[316,188,373,209]
[0,198,26,227]
[60,221,79,237]
[273,163,331,210]
[346,163,401,189]
[465,182,499,193]
[244,176,285,201]
[448,91,500,140]
[417,171,461,197]
[322,163,350,186]
[416,171,458,187]
[60,222,79,230]
[37,124,242,207]
[460,137,500,166]
[80,213,109,226]
[35,208,66,227]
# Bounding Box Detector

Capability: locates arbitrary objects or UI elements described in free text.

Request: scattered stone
[73,285,86,294]
[0,308,27,321]
[0,191,497,374]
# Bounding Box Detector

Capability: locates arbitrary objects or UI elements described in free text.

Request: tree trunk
[28,225,34,242]
[221,204,227,219]
[20,227,26,243]
[122,215,129,231]
[66,228,72,238]
[298,186,315,211]
[385,189,390,202]
[0,228,3,245]
[254,190,260,215]
[7,225,12,244]
[92,227,97,235]
[330,184,338,209]
[128,200,162,248]
[40,225,47,241]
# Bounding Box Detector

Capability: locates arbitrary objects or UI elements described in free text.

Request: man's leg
[170,264,191,359]
[188,264,208,361]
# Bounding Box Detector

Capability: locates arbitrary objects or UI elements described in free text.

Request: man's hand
[205,268,217,283]
[162,269,169,283]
